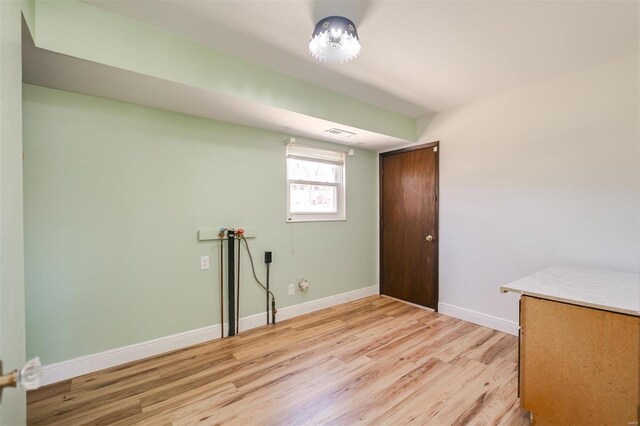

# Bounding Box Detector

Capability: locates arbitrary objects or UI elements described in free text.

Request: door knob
[0,357,41,402]
[426,235,434,242]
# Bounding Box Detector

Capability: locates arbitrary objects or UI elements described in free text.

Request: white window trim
[286,145,346,223]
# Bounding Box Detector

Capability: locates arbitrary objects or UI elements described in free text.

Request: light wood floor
[28,296,529,425]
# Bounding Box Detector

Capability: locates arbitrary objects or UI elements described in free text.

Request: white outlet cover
[288,284,295,295]
[200,256,210,270]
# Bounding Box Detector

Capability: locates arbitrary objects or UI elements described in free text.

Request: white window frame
[286,145,346,222]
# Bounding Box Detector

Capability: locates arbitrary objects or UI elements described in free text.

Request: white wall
[418,55,639,324]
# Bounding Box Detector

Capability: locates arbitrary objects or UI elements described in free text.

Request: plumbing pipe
[227,229,236,337]
[236,233,241,334]
[218,229,225,339]
[265,251,272,325]
[266,265,270,324]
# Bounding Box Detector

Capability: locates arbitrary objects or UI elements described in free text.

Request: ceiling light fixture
[309,16,361,64]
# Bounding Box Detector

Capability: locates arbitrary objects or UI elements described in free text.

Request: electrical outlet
[200,256,210,270]
[288,284,295,295]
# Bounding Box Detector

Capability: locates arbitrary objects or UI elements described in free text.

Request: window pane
[287,158,340,183]
[289,184,337,213]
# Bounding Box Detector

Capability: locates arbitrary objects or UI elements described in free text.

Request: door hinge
[380,219,384,227]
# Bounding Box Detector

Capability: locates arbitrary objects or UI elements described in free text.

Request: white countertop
[501,265,640,316]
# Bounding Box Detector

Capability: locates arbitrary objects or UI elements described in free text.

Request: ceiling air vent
[325,128,356,138]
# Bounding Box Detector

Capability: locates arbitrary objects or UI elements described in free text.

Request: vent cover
[325,128,356,137]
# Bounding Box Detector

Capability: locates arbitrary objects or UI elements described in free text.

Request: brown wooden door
[380,143,439,309]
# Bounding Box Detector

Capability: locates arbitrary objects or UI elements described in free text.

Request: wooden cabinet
[519,296,639,425]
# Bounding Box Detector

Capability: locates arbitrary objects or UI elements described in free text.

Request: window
[286,145,345,222]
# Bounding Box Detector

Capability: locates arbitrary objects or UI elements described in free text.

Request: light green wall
[0,2,27,424]
[23,84,378,365]
[32,0,416,142]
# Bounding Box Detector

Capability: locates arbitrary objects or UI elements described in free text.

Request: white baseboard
[438,302,519,336]
[41,285,379,386]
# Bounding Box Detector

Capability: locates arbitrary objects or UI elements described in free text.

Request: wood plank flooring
[28,296,530,425]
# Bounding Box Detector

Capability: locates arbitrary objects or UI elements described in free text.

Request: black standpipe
[264,251,272,324]
[219,233,224,339]
[236,240,241,334]
[227,229,236,336]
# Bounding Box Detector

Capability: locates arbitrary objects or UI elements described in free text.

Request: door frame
[379,141,440,310]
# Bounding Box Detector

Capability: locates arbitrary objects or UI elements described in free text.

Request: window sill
[286,217,346,223]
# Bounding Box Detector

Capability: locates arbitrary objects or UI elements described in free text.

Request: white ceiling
[86,0,640,118]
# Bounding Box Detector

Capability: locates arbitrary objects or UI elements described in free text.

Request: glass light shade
[309,16,361,64]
